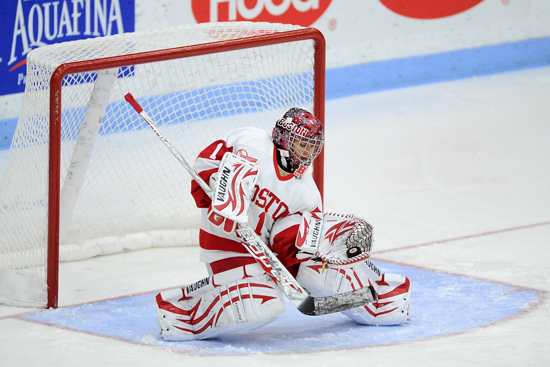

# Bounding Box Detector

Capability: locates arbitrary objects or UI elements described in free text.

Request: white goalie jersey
[191,127,322,277]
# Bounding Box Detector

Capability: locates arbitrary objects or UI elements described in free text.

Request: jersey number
[208,210,265,237]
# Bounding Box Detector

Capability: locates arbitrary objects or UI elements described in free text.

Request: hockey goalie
[154,108,412,340]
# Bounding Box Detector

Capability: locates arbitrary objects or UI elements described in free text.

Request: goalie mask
[273,108,324,178]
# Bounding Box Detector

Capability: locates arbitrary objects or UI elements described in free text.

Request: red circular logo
[192,0,332,27]
[379,0,486,19]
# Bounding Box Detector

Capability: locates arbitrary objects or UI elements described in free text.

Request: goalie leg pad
[342,272,411,326]
[155,273,286,341]
[296,259,411,326]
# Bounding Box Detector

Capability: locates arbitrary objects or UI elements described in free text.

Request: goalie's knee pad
[155,267,286,341]
[297,259,411,326]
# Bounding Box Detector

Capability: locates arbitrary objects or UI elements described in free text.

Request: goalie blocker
[211,152,259,224]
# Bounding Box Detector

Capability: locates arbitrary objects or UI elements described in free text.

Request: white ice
[1,66,550,366]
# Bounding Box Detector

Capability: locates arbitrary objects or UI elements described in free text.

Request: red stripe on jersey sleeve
[191,168,218,208]
[270,224,301,277]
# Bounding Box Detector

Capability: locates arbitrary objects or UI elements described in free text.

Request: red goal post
[0,22,325,308]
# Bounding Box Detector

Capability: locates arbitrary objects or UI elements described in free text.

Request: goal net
[0,22,325,308]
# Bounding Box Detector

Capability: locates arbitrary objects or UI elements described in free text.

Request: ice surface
[1,66,550,366]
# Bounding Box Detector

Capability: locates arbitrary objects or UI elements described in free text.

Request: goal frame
[46,27,326,308]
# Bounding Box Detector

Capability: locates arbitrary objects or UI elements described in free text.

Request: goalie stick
[124,93,377,316]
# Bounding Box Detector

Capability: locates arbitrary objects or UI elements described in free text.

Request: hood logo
[191,0,332,26]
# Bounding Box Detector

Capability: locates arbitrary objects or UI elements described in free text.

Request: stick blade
[297,286,378,316]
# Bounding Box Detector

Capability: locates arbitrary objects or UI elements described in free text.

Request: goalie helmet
[273,108,324,178]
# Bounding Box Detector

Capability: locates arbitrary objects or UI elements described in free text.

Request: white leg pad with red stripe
[296,259,411,326]
[155,273,286,341]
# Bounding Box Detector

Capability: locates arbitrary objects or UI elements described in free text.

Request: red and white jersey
[192,127,322,277]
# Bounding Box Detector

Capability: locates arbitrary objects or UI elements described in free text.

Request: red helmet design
[273,108,324,176]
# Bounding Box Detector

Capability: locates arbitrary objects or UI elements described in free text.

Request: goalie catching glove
[296,211,374,266]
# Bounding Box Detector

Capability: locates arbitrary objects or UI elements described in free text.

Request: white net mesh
[0,22,320,307]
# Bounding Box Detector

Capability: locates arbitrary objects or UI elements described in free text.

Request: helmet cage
[286,127,324,168]
[273,108,324,174]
